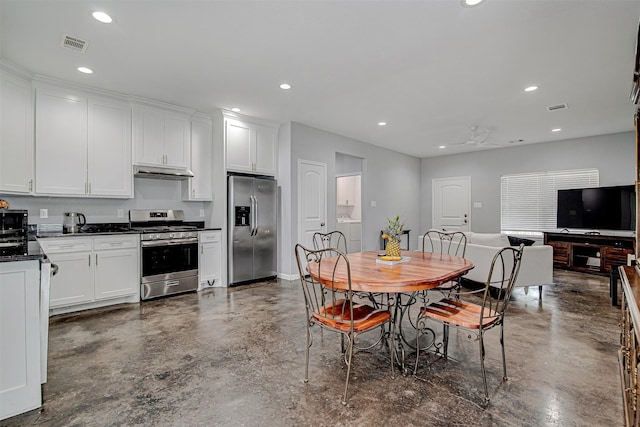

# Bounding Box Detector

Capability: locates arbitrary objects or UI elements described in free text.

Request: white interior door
[432,176,471,231]
[298,160,327,252]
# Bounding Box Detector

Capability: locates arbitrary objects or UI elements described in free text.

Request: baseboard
[278,272,299,281]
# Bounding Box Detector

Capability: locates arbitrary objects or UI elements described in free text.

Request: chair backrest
[422,229,467,257]
[312,231,348,255]
[479,244,524,324]
[295,243,354,327]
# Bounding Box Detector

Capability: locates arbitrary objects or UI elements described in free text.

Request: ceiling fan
[448,125,494,147]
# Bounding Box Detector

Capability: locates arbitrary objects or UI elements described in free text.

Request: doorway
[336,153,363,253]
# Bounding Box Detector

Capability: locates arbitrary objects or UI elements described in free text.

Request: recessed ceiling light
[524,85,539,92]
[439,145,446,149]
[92,11,113,24]
[231,107,241,113]
[552,128,562,132]
[378,122,387,126]
[279,83,291,90]
[77,66,93,74]
[461,0,485,7]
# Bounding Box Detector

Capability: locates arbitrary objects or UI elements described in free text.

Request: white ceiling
[1,0,639,158]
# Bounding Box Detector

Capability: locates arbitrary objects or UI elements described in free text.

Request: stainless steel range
[130,210,200,300]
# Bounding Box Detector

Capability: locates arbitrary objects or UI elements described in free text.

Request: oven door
[141,238,198,278]
[140,238,198,299]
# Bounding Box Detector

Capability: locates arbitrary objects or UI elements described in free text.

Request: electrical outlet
[199,209,205,217]
[370,201,377,207]
[40,209,48,219]
[117,209,124,218]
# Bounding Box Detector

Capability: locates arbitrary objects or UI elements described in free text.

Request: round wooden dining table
[307,250,474,293]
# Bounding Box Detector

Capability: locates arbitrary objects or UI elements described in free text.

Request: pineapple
[382,215,404,257]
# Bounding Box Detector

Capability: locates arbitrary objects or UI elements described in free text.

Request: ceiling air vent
[60,34,89,53]
[547,103,568,112]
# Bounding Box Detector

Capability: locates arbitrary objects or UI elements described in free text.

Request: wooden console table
[618,266,640,426]
[544,232,635,275]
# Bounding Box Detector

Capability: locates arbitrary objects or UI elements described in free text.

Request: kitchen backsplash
[1,179,209,224]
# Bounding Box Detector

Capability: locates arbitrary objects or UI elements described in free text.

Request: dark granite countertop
[0,240,47,263]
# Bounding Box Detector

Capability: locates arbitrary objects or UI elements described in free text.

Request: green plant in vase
[382,215,404,258]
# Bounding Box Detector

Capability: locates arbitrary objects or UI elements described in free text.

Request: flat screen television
[557,185,636,231]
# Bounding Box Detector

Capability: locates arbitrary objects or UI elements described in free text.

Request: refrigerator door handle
[253,195,259,236]
[250,196,257,236]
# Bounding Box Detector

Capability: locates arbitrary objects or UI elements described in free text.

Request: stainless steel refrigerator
[228,174,277,286]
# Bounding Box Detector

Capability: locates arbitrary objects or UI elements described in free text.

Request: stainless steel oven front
[140,235,198,300]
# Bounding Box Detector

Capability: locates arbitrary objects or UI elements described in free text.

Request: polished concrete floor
[3,269,623,426]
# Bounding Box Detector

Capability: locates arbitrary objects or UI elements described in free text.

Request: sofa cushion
[468,233,510,247]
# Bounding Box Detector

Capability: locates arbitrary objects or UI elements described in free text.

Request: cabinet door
[0,261,41,419]
[35,88,87,195]
[134,105,165,166]
[254,123,277,175]
[225,119,253,172]
[164,112,191,168]
[47,251,94,307]
[94,247,139,300]
[0,72,33,194]
[88,97,132,197]
[184,117,213,201]
[199,231,222,287]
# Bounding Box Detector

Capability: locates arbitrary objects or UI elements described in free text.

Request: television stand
[543,232,635,275]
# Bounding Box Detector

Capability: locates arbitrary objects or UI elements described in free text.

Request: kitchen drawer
[38,238,92,253]
[199,230,221,243]
[93,235,139,250]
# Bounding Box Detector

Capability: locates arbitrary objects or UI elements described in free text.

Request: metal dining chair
[413,244,524,405]
[312,230,348,254]
[421,229,468,296]
[295,244,394,405]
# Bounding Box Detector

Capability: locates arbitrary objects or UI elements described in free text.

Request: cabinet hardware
[28,180,33,191]
[192,189,195,197]
[88,254,91,266]
[95,254,98,266]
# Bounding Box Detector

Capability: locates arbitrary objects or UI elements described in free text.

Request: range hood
[134,165,194,180]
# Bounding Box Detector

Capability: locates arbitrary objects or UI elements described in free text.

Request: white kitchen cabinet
[93,236,139,300]
[39,235,139,312]
[34,85,132,198]
[199,230,222,288]
[0,70,33,194]
[88,96,133,197]
[133,103,191,169]
[35,87,88,196]
[0,260,41,421]
[225,115,277,176]
[183,115,213,201]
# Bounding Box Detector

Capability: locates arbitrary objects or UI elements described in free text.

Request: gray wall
[420,131,635,233]
[2,178,208,225]
[280,122,422,277]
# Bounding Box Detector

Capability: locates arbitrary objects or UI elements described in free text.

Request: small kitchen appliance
[0,209,28,256]
[63,212,86,234]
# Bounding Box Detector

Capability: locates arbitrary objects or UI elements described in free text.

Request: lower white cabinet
[38,235,139,312]
[199,230,222,288]
[336,221,362,253]
[0,260,41,420]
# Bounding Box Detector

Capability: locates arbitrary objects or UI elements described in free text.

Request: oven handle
[141,238,198,247]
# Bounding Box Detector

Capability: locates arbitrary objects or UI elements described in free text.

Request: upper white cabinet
[183,115,213,201]
[133,103,191,169]
[0,70,34,194]
[224,114,277,176]
[88,96,132,197]
[34,84,132,198]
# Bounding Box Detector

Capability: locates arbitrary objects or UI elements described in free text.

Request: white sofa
[420,231,554,297]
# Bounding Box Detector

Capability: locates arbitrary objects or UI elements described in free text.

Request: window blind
[500,168,599,233]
